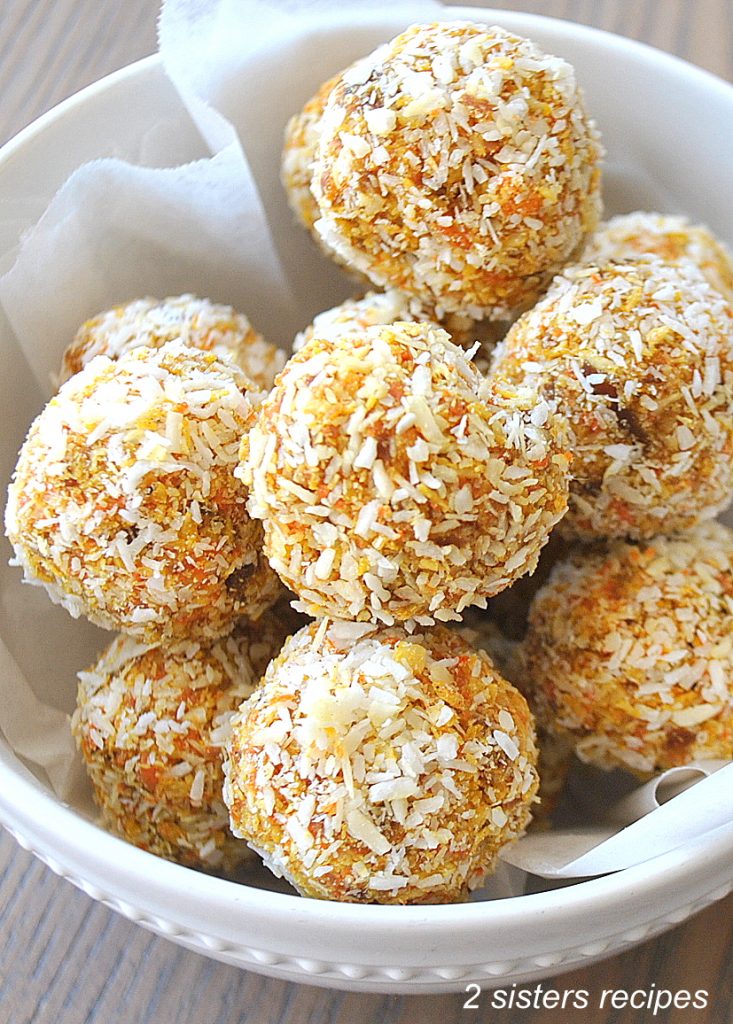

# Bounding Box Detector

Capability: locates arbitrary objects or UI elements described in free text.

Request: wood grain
[0,0,158,148]
[1,1,732,1022]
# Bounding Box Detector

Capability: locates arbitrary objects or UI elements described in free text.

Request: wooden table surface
[1,1,732,1022]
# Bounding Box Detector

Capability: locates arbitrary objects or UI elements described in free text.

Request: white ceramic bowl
[2,9,733,995]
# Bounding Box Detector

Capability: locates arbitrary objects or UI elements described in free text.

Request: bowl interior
[1,6,733,938]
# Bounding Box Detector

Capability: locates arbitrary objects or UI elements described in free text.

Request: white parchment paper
[501,762,733,878]
[1,0,732,893]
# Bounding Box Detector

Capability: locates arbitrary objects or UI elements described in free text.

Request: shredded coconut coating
[5,342,281,643]
[292,290,436,353]
[309,21,602,320]
[458,610,571,826]
[283,74,341,230]
[224,619,538,903]
[492,258,733,539]
[522,522,733,775]
[483,531,572,640]
[457,610,522,683]
[238,321,571,627]
[59,295,286,391]
[71,615,289,872]
[282,72,373,285]
[292,288,506,363]
[584,212,733,303]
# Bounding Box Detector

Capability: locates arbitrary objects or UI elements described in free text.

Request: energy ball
[457,611,522,684]
[6,342,281,643]
[309,22,602,320]
[72,615,288,872]
[584,212,733,302]
[522,522,733,775]
[239,321,571,626]
[484,531,571,640]
[292,289,506,363]
[59,294,286,391]
[224,619,538,903]
[282,71,377,289]
[292,290,435,352]
[492,259,733,539]
[458,610,572,826]
[283,74,341,231]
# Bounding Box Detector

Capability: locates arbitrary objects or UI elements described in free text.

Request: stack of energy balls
[6,297,291,873]
[283,20,733,794]
[6,20,733,903]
